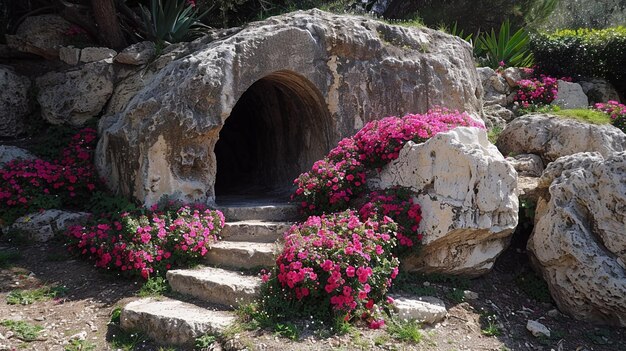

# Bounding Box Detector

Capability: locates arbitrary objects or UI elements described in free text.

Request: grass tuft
[553,108,612,125]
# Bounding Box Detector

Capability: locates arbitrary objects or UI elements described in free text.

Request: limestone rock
[517,176,541,205]
[5,15,75,59]
[579,78,620,104]
[79,47,117,63]
[59,46,81,65]
[376,127,518,276]
[121,297,235,346]
[0,146,36,168]
[506,154,544,177]
[0,66,31,138]
[503,67,523,88]
[10,210,90,242]
[390,296,447,324]
[36,61,114,126]
[551,80,588,109]
[115,41,156,65]
[526,320,550,338]
[537,152,605,189]
[484,104,514,123]
[497,114,626,163]
[96,10,484,206]
[528,151,626,326]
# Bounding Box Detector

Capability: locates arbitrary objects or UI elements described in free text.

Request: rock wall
[96,9,483,206]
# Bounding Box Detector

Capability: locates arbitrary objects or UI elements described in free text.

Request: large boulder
[528,152,626,326]
[36,61,114,126]
[5,15,74,59]
[551,80,588,109]
[375,127,518,276]
[0,66,31,138]
[497,114,626,163]
[96,10,484,206]
[579,78,621,104]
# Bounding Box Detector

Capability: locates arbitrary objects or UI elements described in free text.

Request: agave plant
[474,20,534,69]
[139,0,211,45]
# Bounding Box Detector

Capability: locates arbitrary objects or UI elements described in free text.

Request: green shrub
[474,20,534,69]
[531,26,626,95]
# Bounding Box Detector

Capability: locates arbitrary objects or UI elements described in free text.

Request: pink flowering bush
[65,203,224,279]
[358,188,423,255]
[0,128,100,225]
[291,108,483,217]
[594,100,626,133]
[260,211,399,325]
[514,75,559,109]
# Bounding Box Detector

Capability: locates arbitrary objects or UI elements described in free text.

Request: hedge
[530,26,626,96]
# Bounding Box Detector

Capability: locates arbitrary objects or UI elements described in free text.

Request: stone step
[216,202,299,222]
[204,241,277,269]
[167,266,261,308]
[220,220,292,243]
[121,297,235,346]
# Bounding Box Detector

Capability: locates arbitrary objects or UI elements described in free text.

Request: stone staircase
[119,201,298,347]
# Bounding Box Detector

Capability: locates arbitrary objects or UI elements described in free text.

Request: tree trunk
[90,0,126,49]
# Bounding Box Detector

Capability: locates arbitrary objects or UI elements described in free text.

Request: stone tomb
[96,9,482,206]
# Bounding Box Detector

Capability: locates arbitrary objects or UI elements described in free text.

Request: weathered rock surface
[121,298,235,346]
[376,127,518,276]
[59,46,81,65]
[79,47,117,63]
[506,153,544,177]
[526,320,550,338]
[10,210,90,242]
[5,15,75,59]
[36,61,114,126]
[579,78,620,104]
[528,151,626,326]
[0,66,31,138]
[551,80,588,109]
[390,295,447,324]
[115,41,156,65]
[203,240,277,269]
[96,9,484,206]
[167,266,261,307]
[0,146,36,167]
[497,114,626,163]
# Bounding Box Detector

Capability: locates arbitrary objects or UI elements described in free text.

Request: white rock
[528,151,626,326]
[10,210,90,242]
[377,127,518,276]
[79,47,117,63]
[551,80,588,109]
[67,331,87,341]
[36,61,114,126]
[59,46,81,65]
[0,146,36,167]
[506,154,544,177]
[115,41,156,65]
[526,320,550,338]
[96,9,484,206]
[0,65,31,138]
[497,114,626,163]
[390,296,447,324]
[503,67,523,88]
[463,290,479,300]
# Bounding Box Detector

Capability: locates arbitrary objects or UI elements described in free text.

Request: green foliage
[195,333,217,349]
[475,20,534,68]
[524,0,559,27]
[0,249,20,268]
[553,109,612,125]
[6,285,68,305]
[65,339,97,351]
[27,124,83,161]
[273,322,299,340]
[446,288,465,303]
[87,191,138,217]
[0,319,43,341]
[137,276,171,297]
[140,0,209,45]
[517,104,560,116]
[389,271,437,296]
[516,270,552,303]
[531,26,626,95]
[109,307,123,325]
[387,319,423,343]
[109,330,149,351]
[480,313,501,337]
[487,125,503,144]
